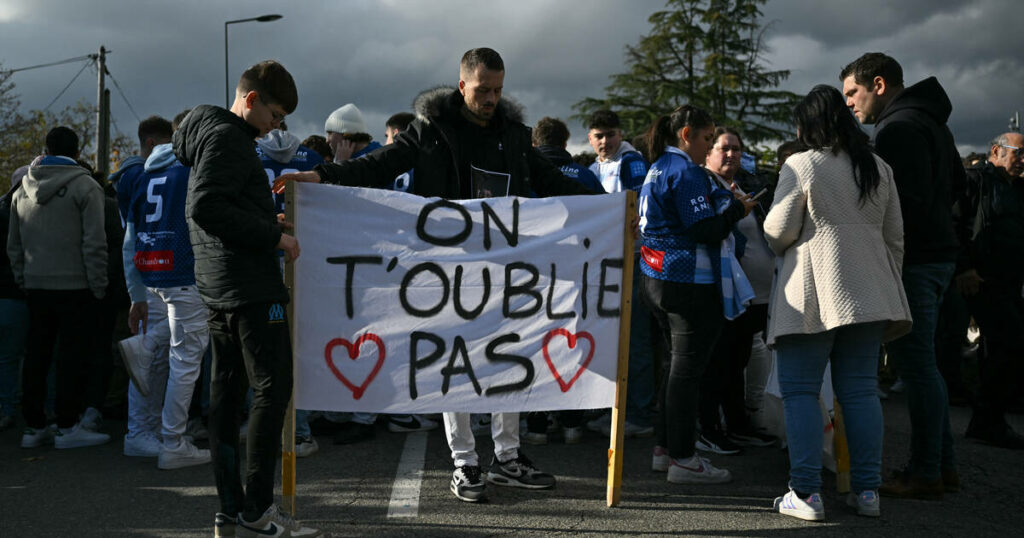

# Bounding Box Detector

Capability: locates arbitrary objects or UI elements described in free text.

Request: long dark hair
[793,85,881,204]
[644,105,714,163]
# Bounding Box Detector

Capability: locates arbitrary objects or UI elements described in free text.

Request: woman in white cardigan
[763,85,911,522]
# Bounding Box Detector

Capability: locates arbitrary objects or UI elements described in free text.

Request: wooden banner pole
[607,191,637,507]
[282,180,298,515]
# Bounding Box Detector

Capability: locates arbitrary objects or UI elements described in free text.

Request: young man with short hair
[173,60,318,537]
[840,52,964,500]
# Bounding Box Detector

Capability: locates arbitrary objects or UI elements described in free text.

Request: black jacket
[173,105,287,310]
[954,162,1024,279]
[314,87,596,199]
[872,77,965,265]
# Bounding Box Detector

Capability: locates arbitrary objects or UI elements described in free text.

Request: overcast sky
[1,0,1021,157]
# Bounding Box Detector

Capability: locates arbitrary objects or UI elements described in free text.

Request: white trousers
[443,412,519,467]
[125,286,208,446]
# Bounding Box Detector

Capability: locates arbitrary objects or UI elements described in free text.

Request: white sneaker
[295,436,319,458]
[237,504,321,537]
[774,489,825,521]
[80,407,103,432]
[118,334,152,397]
[21,425,55,448]
[563,426,583,444]
[54,423,110,449]
[846,489,880,517]
[158,439,211,470]
[652,445,670,472]
[124,432,162,458]
[667,455,732,484]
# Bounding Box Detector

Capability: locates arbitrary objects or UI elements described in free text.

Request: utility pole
[1010,111,1020,133]
[95,45,110,178]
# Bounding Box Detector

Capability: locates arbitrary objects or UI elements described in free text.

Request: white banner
[292,184,627,413]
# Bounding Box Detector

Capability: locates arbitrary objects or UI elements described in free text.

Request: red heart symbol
[542,329,595,393]
[323,334,386,400]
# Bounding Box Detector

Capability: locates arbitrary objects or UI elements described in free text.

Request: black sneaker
[333,422,375,445]
[696,429,744,455]
[727,425,776,447]
[451,465,487,502]
[214,512,235,537]
[487,452,556,489]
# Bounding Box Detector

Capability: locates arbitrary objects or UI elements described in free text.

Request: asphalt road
[2,395,1022,537]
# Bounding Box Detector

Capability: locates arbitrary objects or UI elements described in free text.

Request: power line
[43,60,93,112]
[105,68,141,122]
[0,54,96,75]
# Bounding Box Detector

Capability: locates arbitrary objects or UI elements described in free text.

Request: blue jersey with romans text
[120,160,195,288]
[638,146,721,284]
[258,145,324,214]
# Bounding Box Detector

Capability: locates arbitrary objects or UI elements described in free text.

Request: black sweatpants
[208,301,293,519]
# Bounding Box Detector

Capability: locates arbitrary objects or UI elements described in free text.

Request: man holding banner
[276,47,598,503]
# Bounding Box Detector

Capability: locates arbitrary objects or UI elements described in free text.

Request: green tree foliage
[0,63,136,192]
[574,0,800,147]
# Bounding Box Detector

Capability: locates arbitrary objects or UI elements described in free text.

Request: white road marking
[386,431,428,518]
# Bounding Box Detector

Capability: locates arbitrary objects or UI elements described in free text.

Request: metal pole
[95,46,110,177]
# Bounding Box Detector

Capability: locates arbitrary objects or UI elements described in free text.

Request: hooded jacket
[7,156,108,297]
[313,86,596,199]
[873,77,965,265]
[173,105,287,310]
[256,129,324,213]
[536,145,605,194]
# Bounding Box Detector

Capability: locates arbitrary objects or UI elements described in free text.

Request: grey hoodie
[256,129,301,164]
[7,160,108,297]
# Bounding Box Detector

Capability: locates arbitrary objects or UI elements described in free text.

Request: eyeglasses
[259,95,286,123]
[713,145,743,154]
[999,144,1024,158]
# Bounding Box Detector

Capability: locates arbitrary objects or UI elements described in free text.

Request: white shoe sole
[158,453,211,470]
[778,506,825,521]
[449,481,486,502]
[486,472,555,489]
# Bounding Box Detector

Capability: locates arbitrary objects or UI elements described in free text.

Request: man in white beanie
[324,103,381,164]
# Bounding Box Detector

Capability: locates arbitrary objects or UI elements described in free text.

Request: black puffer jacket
[173,105,287,310]
[872,77,965,265]
[955,162,1024,279]
[314,86,595,199]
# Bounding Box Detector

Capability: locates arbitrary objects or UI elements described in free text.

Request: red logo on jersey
[134,250,174,272]
[641,246,664,273]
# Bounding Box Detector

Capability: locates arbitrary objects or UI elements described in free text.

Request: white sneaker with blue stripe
[846,489,881,517]
[774,489,825,521]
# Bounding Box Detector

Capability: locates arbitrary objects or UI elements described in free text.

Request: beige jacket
[763,149,911,345]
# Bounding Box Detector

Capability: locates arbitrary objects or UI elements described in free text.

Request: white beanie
[324,103,367,134]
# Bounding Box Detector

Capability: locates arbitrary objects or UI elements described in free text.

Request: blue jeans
[0,298,29,418]
[885,262,956,479]
[776,322,885,494]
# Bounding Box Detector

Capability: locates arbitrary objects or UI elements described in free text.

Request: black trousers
[966,278,1024,423]
[22,289,96,429]
[642,275,723,460]
[208,302,293,519]
[699,304,768,432]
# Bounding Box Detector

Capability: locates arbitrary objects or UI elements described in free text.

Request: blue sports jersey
[558,162,605,194]
[638,146,721,284]
[257,144,324,214]
[121,148,195,288]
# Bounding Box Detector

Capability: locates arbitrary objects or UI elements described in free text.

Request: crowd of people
[2,47,1023,535]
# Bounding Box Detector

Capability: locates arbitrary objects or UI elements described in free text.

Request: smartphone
[749,186,769,201]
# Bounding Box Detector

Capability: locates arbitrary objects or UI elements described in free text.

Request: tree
[574,0,800,148]
[0,62,136,192]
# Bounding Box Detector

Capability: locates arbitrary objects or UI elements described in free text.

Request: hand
[128,301,148,334]
[738,194,759,217]
[955,269,983,296]
[276,214,294,231]
[272,170,320,194]
[331,138,357,163]
[277,233,300,262]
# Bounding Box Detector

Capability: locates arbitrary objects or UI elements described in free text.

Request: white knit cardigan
[763,149,912,346]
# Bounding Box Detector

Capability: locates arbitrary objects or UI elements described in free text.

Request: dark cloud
[1,0,1019,155]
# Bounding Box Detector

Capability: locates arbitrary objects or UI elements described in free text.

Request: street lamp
[225,14,283,107]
